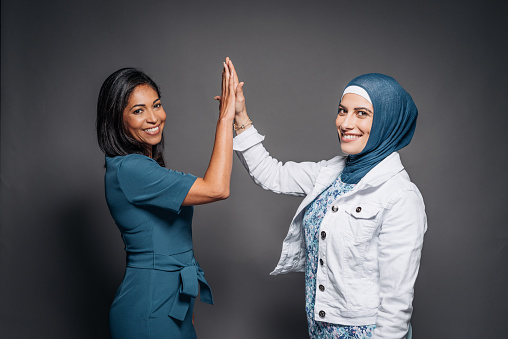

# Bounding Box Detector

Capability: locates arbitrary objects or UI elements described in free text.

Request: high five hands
[217,57,237,122]
[215,58,250,131]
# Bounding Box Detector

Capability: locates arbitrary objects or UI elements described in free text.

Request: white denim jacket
[233,127,426,339]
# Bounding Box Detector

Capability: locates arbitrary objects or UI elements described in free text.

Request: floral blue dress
[303,173,375,338]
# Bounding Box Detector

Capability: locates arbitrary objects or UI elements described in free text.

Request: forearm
[202,117,234,198]
[182,58,236,206]
[234,126,324,196]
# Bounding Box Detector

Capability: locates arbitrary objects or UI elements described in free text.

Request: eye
[356,110,368,118]
[154,103,162,109]
[133,108,143,114]
[338,108,346,115]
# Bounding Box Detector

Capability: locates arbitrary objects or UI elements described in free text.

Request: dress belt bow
[126,251,214,321]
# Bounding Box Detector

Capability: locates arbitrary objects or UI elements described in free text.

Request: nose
[338,113,355,131]
[146,109,157,124]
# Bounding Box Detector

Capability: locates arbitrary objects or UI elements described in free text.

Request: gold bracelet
[233,119,252,131]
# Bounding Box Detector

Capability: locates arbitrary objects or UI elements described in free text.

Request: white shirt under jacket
[233,126,427,339]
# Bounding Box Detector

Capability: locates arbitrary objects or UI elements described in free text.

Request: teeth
[343,134,360,140]
[145,126,159,133]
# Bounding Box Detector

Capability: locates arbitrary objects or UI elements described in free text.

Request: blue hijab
[340,73,418,184]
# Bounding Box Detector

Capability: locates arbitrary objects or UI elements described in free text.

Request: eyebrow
[354,107,373,114]
[339,104,373,114]
[129,97,161,110]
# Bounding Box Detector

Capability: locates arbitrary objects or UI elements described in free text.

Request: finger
[223,62,231,98]
[214,96,221,100]
[224,59,230,75]
[221,62,226,93]
[223,62,231,90]
[224,57,230,77]
[226,59,238,89]
[228,59,236,75]
[228,59,239,85]
[229,69,235,93]
[228,62,234,82]
[222,64,225,84]
[232,67,239,88]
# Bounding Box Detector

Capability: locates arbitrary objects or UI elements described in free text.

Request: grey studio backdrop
[1,0,507,338]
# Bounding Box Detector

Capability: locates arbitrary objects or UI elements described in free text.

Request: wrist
[233,118,252,133]
[217,116,234,126]
[234,111,250,124]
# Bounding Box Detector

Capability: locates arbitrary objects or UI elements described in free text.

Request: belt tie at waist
[126,251,213,321]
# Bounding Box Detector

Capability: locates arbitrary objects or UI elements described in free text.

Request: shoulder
[382,171,425,208]
[115,154,159,171]
[324,155,347,166]
[106,154,163,180]
[358,169,424,211]
[321,155,347,170]
[118,153,157,165]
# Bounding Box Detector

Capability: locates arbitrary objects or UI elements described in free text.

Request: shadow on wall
[262,274,308,338]
[54,197,121,338]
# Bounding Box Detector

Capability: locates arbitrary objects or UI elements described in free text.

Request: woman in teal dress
[96,58,239,338]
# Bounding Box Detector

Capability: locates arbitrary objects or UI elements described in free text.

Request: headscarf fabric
[339,73,418,184]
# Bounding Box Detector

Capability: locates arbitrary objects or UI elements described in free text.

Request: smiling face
[123,84,166,151]
[336,93,374,155]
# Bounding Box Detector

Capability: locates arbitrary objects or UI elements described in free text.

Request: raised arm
[225,60,341,196]
[182,58,236,205]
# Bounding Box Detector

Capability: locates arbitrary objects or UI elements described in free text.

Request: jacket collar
[354,152,404,190]
[315,156,346,190]
[293,152,404,221]
[314,152,404,197]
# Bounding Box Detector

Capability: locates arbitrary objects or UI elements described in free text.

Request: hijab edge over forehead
[342,85,372,104]
[340,73,418,185]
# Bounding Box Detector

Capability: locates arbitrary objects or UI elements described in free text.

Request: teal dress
[105,154,213,339]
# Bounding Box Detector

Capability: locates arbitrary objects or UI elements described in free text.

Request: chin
[341,147,361,155]
[341,147,352,155]
[146,137,163,146]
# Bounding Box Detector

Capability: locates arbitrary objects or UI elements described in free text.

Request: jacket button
[319,258,324,266]
[319,310,325,318]
[331,205,338,212]
[356,206,362,213]
[320,231,326,240]
[319,284,325,291]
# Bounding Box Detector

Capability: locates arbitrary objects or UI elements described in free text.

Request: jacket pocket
[344,204,381,243]
[340,204,381,279]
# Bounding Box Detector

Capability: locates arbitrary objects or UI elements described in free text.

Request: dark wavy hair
[96,68,165,167]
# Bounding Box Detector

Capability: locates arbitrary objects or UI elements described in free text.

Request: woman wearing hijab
[96,58,238,338]
[230,66,426,338]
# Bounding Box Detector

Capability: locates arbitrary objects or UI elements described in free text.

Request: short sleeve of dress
[116,154,197,213]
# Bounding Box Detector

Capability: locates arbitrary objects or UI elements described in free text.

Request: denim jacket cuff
[233,126,265,151]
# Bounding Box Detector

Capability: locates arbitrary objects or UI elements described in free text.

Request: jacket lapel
[354,152,405,191]
[292,158,345,219]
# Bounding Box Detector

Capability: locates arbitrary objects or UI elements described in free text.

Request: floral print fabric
[303,173,375,338]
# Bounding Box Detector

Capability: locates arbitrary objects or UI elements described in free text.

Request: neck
[146,145,153,158]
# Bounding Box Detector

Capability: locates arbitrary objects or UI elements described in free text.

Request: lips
[341,133,362,141]
[144,125,161,135]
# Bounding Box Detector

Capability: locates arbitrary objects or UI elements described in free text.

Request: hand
[218,57,236,121]
[228,59,246,115]
[215,58,246,116]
